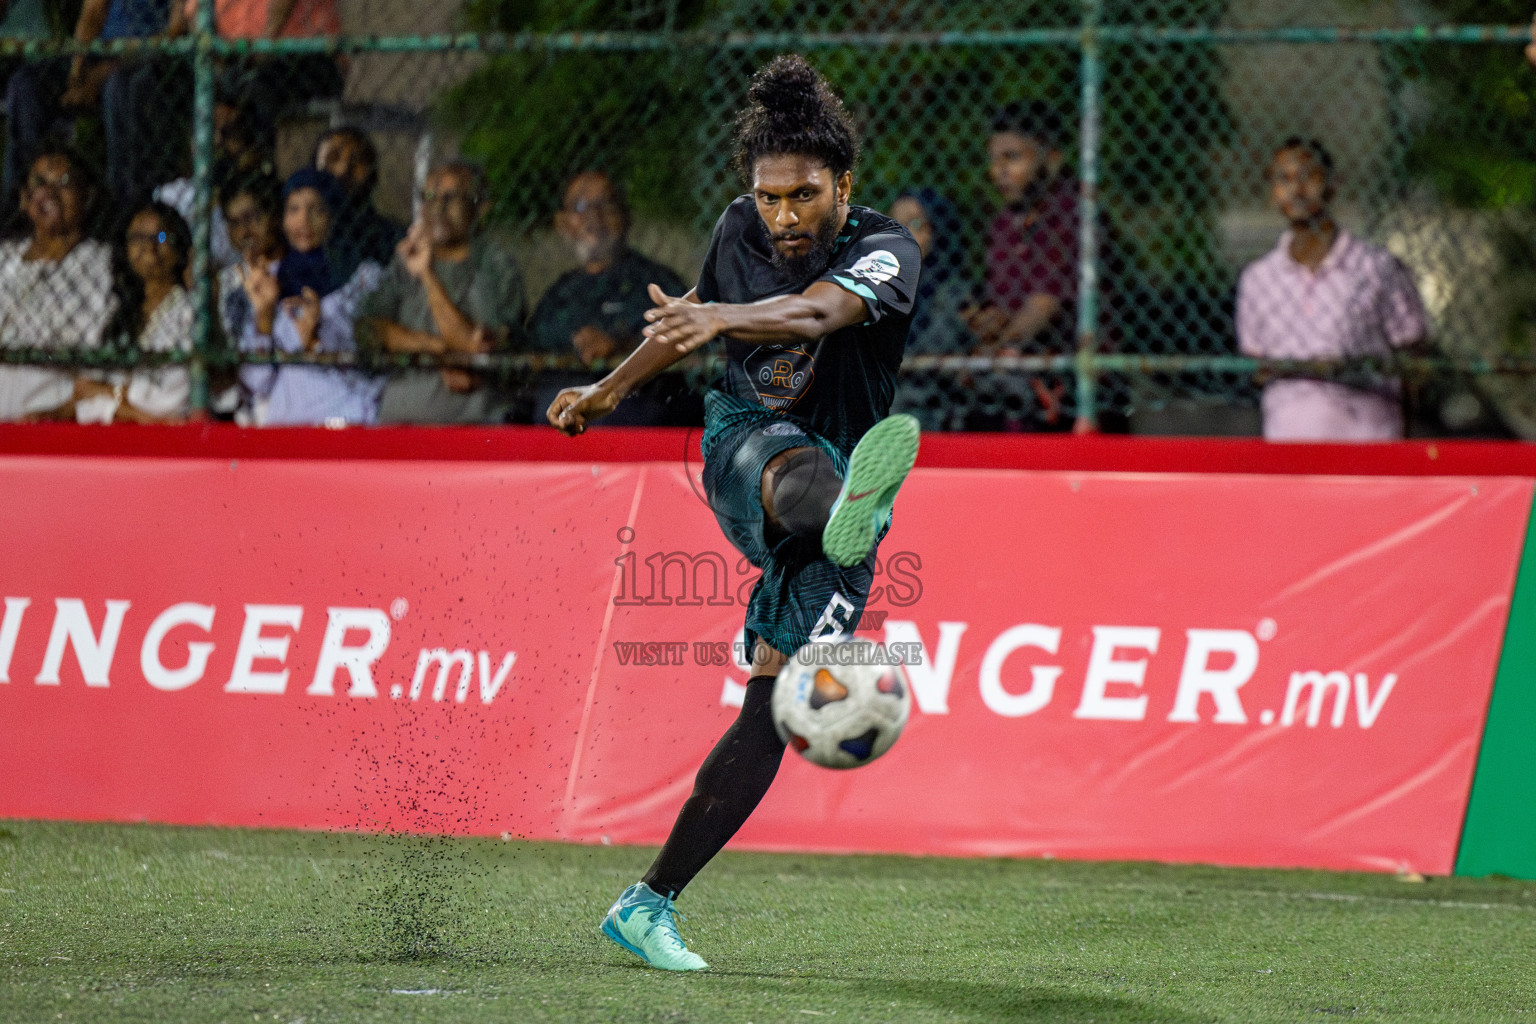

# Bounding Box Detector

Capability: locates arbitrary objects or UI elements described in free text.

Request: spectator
[213,172,282,415]
[236,168,382,426]
[0,147,117,421]
[965,101,1094,432]
[154,98,276,273]
[891,188,969,356]
[53,0,192,205]
[1237,138,1427,442]
[888,188,970,430]
[313,127,403,273]
[218,172,284,332]
[529,169,689,425]
[360,162,528,425]
[1,0,71,208]
[75,200,194,423]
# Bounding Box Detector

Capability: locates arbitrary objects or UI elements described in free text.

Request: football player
[548,54,921,971]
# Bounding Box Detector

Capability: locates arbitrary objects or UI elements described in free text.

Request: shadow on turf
[686,970,1207,1023]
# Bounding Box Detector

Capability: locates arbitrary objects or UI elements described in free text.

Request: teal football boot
[601,882,708,971]
[822,413,921,567]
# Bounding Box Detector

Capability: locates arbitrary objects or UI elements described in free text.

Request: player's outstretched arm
[547,276,868,435]
[643,281,867,353]
[546,285,707,436]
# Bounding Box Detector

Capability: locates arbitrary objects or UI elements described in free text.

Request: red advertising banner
[0,453,1527,875]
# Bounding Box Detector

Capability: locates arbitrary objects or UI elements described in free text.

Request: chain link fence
[0,0,1533,436]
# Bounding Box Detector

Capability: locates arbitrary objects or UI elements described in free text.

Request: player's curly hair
[731,55,860,182]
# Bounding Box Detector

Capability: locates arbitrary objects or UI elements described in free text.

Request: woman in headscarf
[236,167,383,426]
[888,188,972,430]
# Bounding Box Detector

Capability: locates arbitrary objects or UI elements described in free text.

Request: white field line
[1086,880,1536,914]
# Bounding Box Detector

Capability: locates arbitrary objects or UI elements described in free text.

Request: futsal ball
[772,639,912,769]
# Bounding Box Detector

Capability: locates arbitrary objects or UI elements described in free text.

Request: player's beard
[768,208,840,283]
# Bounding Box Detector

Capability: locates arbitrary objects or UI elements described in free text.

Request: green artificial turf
[2,820,1534,1023]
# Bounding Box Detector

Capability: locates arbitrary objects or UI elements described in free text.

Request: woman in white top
[75,201,195,424]
[0,147,117,420]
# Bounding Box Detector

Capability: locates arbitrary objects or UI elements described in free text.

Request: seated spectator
[0,147,117,421]
[892,188,969,356]
[236,168,382,426]
[218,172,284,329]
[313,127,403,273]
[45,0,192,205]
[360,162,528,425]
[964,101,1087,432]
[1237,138,1426,442]
[75,201,194,423]
[888,188,971,430]
[214,172,282,414]
[155,97,277,273]
[1,0,70,208]
[529,169,688,426]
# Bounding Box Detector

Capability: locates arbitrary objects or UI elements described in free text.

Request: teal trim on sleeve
[832,276,878,304]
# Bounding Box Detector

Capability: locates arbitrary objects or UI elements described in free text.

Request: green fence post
[188,0,216,415]
[1076,0,1104,428]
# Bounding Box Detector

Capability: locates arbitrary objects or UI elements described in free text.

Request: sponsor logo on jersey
[844,250,900,286]
[761,421,805,438]
[744,345,816,411]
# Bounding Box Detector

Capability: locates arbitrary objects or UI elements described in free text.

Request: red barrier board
[0,455,1527,875]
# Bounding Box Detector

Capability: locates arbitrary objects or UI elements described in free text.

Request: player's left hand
[643,283,725,354]
[547,382,620,436]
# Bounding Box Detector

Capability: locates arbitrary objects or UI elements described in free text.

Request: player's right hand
[547,383,620,436]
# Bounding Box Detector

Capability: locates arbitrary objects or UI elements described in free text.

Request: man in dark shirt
[314,127,405,273]
[965,100,1088,431]
[530,170,688,425]
[548,54,921,973]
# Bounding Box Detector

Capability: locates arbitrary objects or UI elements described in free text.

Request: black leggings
[643,675,785,898]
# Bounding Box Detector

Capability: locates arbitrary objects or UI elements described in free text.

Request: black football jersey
[694,197,922,455]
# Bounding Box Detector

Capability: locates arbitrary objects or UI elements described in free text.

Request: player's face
[751,154,850,274]
[1269,147,1332,225]
[988,131,1052,205]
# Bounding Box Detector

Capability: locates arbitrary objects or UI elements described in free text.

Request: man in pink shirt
[1237,137,1427,441]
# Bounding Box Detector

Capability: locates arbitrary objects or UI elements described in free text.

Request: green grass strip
[3,821,1536,1022]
